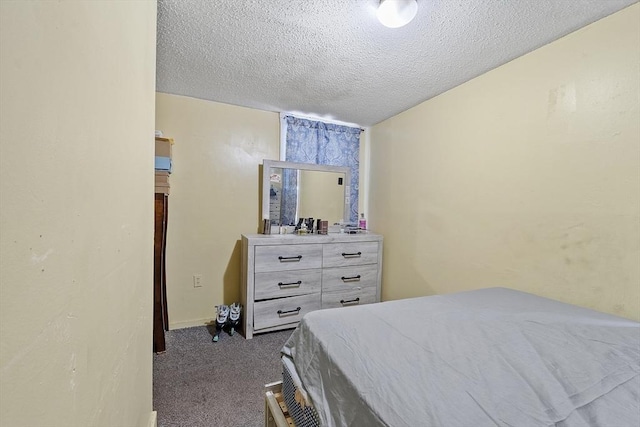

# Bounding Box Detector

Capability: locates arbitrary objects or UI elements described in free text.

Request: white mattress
[281,288,640,427]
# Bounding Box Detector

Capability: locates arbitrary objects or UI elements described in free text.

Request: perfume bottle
[359,213,367,230]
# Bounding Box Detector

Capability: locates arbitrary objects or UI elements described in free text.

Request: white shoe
[212,305,229,342]
[216,304,229,324]
[227,303,241,336]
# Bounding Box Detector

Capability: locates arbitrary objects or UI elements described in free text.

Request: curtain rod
[283,114,365,132]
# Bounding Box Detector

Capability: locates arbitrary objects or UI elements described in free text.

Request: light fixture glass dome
[377,0,418,28]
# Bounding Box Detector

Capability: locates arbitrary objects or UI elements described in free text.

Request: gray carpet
[153,326,293,427]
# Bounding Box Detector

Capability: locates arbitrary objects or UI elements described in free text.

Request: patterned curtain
[283,116,360,224]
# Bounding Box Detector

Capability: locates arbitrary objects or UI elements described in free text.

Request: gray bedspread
[282,288,640,427]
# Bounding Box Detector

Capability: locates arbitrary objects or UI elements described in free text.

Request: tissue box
[328,224,341,234]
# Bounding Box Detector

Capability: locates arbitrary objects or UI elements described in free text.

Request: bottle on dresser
[359,213,367,230]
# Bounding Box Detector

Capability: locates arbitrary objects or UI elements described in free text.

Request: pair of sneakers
[212,303,241,342]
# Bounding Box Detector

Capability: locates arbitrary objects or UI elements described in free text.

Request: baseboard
[147,411,157,427]
[169,317,214,330]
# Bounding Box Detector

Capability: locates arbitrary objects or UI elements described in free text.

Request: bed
[273,287,640,427]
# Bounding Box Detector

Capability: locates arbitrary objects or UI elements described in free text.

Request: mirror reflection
[298,170,345,223]
[269,168,346,226]
[263,160,350,231]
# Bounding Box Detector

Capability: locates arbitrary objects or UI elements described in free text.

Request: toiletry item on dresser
[305,217,314,233]
[359,213,367,230]
[298,222,308,235]
[319,220,328,235]
[344,224,361,234]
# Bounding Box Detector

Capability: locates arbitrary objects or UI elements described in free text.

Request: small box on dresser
[241,233,383,339]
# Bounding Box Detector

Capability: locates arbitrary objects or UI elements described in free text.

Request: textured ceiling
[156,0,637,127]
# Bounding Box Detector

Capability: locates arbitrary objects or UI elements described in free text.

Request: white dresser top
[242,232,382,245]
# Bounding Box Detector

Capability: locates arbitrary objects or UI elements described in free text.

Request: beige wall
[370,4,640,321]
[0,1,156,427]
[155,94,279,328]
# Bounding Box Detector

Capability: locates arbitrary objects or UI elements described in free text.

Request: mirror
[262,160,350,230]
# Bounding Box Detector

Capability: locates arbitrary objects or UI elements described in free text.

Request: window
[281,115,361,223]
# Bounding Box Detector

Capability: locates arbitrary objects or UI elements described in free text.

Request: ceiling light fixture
[377,0,418,28]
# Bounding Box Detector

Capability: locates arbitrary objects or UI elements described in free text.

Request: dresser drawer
[255,244,322,273]
[322,241,379,267]
[254,293,321,330]
[322,285,377,309]
[322,264,378,293]
[254,269,322,300]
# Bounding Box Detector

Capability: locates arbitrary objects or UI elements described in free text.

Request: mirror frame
[262,159,351,227]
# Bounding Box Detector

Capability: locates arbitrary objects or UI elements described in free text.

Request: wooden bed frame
[264,381,294,427]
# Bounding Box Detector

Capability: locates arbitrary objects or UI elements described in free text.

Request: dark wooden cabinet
[153,193,169,352]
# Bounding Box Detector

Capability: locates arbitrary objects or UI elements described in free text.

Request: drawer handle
[340,298,360,306]
[278,280,302,288]
[341,251,362,258]
[277,307,301,316]
[278,255,302,262]
[341,274,361,282]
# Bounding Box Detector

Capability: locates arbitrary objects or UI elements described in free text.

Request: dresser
[241,233,383,339]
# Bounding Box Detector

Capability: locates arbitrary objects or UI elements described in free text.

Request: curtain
[283,116,360,224]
